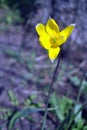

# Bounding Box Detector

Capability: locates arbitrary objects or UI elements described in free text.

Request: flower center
[50,35,64,48]
[50,36,58,48]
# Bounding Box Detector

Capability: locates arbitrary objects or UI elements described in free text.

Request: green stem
[41,55,61,130]
[76,72,86,104]
[65,101,87,130]
[65,72,86,130]
[57,110,72,130]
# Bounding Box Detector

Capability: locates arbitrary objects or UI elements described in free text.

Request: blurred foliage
[69,75,87,96]
[0,108,12,120]
[7,107,56,130]
[50,92,73,121]
[0,5,23,30]
[50,92,87,130]
[0,0,35,20]
[8,90,19,106]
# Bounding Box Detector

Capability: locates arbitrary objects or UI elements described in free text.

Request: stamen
[50,36,58,48]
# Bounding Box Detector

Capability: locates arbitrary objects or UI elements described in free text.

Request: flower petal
[35,23,45,36]
[59,24,76,45]
[39,33,51,49]
[48,47,60,62]
[46,18,60,36]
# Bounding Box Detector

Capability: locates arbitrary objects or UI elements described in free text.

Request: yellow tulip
[35,18,75,63]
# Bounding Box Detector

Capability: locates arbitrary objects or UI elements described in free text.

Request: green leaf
[30,94,37,100]
[83,126,87,130]
[8,90,19,106]
[5,49,19,58]
[8,107,57,130]
[72,128,78,130]
[82,80,87,91]
[50,92,64,120]
[69,76,80,86]
[74,104,82,122]
[76,119,84,129]
[50,92,73,121]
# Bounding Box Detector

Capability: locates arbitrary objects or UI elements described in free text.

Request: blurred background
[0,0,87,130]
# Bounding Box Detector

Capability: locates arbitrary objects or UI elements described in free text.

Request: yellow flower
[35,18,75,63]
